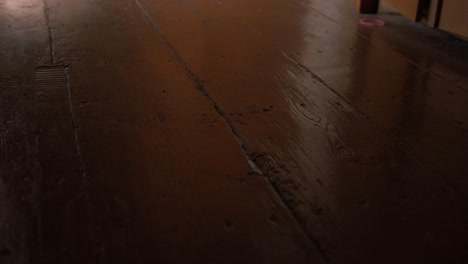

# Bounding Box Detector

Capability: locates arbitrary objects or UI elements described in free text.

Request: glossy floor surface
[1,0,468,263]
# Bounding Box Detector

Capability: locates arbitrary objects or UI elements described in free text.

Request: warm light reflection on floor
[5,0,26,14]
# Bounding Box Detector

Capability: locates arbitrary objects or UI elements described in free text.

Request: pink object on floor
[359,18,386,27]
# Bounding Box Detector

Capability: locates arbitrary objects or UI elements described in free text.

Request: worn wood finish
[136,0,468,262]
[1,0,468,263]
[36,0,323,263]
[0,1,50,263]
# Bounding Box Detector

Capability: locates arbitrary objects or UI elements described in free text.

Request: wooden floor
[1,0,467,263]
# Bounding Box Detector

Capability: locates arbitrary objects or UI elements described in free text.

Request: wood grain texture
[1,0,467,263]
